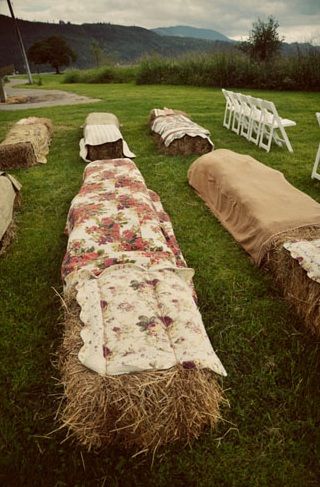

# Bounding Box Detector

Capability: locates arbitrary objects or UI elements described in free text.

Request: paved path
[0,78,100,111]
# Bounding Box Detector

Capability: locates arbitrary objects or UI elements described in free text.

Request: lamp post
[6,0,33,84]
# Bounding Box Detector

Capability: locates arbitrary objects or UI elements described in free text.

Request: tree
[240,16,284,62]
[28,36,77,74]
[90,40,104,68]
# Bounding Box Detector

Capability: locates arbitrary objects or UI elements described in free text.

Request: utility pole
[6,0,33,84]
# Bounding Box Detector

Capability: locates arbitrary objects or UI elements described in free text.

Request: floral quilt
[284,239,320,284]
[62,158,226,377]
[62,158,186,283]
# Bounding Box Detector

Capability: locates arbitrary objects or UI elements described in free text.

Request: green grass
[1,77,320,486]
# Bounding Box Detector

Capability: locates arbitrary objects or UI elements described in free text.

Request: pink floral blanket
[61,158,226,377]
[62,158,186,281]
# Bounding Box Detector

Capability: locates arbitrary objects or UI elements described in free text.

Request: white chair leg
[311,143,320,180]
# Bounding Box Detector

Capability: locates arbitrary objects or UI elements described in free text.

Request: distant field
[1,77,320,486]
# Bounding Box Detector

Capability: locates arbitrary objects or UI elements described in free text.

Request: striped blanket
[152,114,214,148]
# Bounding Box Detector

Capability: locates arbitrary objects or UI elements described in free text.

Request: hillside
[152,25,232,42]
[0,15,234,71]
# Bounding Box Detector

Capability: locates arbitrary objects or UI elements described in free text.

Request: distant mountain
[151,25,232,43]
[0,15,235,72]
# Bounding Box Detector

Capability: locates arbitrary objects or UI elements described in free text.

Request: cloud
[2,0,319,43]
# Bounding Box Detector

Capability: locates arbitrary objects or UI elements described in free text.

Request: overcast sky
[1,0,320,44]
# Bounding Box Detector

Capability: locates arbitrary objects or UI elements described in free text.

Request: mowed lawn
[0,77,320,486]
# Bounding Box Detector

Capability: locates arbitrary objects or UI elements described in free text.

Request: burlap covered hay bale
[0,172,22,255]
[153,133,213,156]
[84,112,120,128]
[58,294,224,452]
[188,149,320,334]
[0,117,52,169]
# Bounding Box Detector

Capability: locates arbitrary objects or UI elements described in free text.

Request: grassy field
[1,77,320,486]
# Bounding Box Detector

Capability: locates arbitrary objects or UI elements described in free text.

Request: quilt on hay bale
[188,148,320,334]
[0,171,21,255]
[0,117,52,170]
[60,157,226,451]
[79,112,135,162]
[150,108,214,155]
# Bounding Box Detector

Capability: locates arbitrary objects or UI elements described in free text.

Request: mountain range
[0,15,317,73]
[151,25,232,42]
[0,15,234,71]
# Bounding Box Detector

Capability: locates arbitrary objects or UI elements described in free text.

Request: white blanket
[152,114,214,148]
[80,124,135,161]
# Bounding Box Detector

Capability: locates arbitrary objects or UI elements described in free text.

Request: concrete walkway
[0,78,100,111]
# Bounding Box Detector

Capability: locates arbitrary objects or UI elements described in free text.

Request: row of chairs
[222,89,296,153]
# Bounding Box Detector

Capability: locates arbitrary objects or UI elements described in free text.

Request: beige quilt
[0,172,21,240]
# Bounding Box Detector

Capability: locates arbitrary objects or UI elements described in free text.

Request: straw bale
[86,139,124,161]
[85,112,120,128]
[57,295,224,452]
[264,226,320,335]
[149,109,189,125]
[0,142,36,170]
[153,133,212,156]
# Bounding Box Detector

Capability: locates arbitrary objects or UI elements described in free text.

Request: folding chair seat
[311,113,320,180]
[259,100,296,153]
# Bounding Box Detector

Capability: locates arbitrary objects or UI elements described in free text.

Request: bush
[63,65,138,84]
[136,49,320,91]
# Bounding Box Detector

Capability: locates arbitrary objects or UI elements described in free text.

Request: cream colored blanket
[0,172,21,240]
[188,149,320,265]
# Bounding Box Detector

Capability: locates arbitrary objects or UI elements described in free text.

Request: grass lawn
[1,76,320,486]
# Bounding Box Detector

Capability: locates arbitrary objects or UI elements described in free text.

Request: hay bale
[58,295,224,452]
[86,139,124,161]
[0,142,36,169]
[0,117,52,169]
[85,112,120,128]
[265,227,320,335]
[149,108,189,125]
[0,175,21,255]
[17,117,53,135]
[153,133,213,156]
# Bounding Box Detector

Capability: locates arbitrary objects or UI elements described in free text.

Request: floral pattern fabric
[62,158,186,283]
[284,239,320,284]
[76,265,226,377]
[62,158,226,377]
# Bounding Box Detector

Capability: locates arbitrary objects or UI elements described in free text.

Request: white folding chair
[311,113,320,180]
[247,96,263,145]
[222,89,234,130]
[231,92,243,135]
[239,94,252,140]
[259,100,296,153]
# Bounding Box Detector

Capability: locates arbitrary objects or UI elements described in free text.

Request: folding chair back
[248,96,263,145]
[259,100,294,153]
[222,89,234,129]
